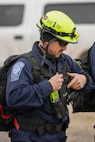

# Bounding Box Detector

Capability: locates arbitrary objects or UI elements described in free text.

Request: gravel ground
[0,104,94,142]
[67,105,95,142]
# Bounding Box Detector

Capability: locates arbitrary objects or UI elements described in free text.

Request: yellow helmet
[37,10,79,43]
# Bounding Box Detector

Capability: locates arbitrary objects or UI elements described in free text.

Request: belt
[14,116,68,135]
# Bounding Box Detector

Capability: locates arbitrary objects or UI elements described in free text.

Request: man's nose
[62,46,67,50]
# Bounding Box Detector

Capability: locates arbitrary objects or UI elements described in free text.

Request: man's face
[47,40,68,58]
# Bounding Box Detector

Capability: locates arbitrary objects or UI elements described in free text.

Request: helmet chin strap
[40,38,56,53]
[40,38,58,64]
[45,38,57,53]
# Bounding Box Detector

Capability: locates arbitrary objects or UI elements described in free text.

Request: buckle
[37,126,44,135]
[51,124,57,133]
[45,124,62,133]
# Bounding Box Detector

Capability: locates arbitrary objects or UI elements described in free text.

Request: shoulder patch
[11,61,25,82]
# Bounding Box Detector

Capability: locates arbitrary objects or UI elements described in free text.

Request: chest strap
[14,116,68,135]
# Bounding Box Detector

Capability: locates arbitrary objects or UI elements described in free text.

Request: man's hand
[49,73,64,91]
[67,73,87,90]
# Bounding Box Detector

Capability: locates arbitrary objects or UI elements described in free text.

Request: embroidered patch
[11,61,25,82]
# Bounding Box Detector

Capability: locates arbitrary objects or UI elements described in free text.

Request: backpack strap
[21,51,42,83]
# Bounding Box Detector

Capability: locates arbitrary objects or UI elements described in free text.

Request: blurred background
[0,0,95,65]
[0,0,95,141]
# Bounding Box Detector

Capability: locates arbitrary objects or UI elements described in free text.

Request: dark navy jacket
[89,44,95,82]
[6,42,95,141]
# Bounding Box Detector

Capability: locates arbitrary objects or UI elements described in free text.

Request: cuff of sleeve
[38,80,53,98]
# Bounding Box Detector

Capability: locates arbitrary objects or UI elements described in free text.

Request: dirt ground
[67,104,95,142]
[0,104,94,142]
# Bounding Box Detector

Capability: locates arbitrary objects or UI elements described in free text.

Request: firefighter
[6,10,95,142]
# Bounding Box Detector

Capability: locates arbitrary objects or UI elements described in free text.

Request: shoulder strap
[25,53,54,81]
[21,51,42,83]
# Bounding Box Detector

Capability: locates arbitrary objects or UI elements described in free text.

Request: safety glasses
[57,40,68,47]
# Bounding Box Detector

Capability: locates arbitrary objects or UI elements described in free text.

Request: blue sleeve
[6,58,52,108]
[89,48,95,81]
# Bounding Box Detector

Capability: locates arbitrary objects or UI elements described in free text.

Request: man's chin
[55,54,61,58]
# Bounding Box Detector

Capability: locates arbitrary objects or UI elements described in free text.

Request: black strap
[21,51,54,82]
[16,115,68,135]
[23,51,42,83]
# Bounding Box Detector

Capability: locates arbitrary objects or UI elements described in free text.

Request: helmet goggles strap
[40,18,76,38]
